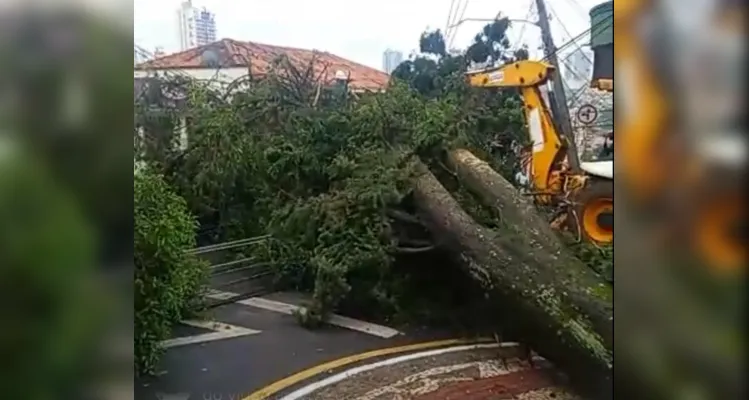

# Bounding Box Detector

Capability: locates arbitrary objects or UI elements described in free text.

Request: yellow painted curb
[243,338,489,400]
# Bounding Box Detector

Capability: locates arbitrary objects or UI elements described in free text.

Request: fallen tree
[412,161,611,398]
[134,20,613,396]
[447,149,613,348]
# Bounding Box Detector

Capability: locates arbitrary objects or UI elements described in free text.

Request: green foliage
[419,29,448,56]
[389,26,528,178]
[134,168,207,375]
[0,144,101,400]
[394,21,529,99]
[393,25,613,281]
[570,241,614,282]
[133,22,534,327]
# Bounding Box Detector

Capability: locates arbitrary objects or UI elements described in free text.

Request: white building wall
[134,67,247,85]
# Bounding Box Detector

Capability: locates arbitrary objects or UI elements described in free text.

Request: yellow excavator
[466,0,743,270]
[466,60,614,244]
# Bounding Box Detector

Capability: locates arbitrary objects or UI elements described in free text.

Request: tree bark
[411,161,612,400]
[447,149,569,253]
[447,149,613,347]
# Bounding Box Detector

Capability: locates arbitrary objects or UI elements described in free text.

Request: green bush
[0,142,100,399]
[134,167,207,375]
[570,241,613,282]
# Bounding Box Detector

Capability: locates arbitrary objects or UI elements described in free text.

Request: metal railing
[186,234,279,308]
[185,234,272,255]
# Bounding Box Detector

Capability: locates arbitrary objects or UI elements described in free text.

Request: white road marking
[360,356,545,399]
[206,289,402,339]
[278,343,521,400]
[161,319,261,349]
[359,362,477,399]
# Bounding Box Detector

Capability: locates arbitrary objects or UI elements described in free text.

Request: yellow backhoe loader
[465,0,743,271]
[466,60,614,244]
[614,0,744,271]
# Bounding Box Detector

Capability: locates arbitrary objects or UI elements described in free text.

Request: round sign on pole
[576,104,598,125]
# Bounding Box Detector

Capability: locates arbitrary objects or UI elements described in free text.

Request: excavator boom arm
[466,60,567,193]
[466,60,554,88]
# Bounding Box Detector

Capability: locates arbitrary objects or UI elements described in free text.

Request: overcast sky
[134,0,605,70]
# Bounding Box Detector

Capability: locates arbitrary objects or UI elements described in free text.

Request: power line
[567,83,591,107]
[440,0,612,62]
[540,16,612,64]
[533,0,577,163]
[445,0,463,45]
[559,0,588,19]
[445,0,457,34]
[545,1,594,66]
[553,44,611,109]
[514,1,536,54]
[448,0,471,49]
[542,7,613,110]
[559,53,589,82]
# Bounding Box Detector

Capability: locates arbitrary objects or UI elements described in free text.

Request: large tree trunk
[447,149,571,254]
[411,161,613,400]
[447,149,613,348]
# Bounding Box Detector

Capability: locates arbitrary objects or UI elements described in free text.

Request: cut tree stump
[411,161,612,400]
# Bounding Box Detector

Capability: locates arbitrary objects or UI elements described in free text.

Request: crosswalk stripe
[206,289,403,339]
[162,320,261,348]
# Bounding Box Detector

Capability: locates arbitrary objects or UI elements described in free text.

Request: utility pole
[533,0,580,170]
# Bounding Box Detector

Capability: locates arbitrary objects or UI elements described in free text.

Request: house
[134,39,390,157]
[134,38,390,92]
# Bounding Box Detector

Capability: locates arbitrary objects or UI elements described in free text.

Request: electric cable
[513,1,536,55]
[448,0,471,49]
[546,0,594,66]
[445,0,458,35]
[539,16,612,63]
[560,0,589,19]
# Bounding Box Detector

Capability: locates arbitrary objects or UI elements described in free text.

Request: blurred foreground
[614,0,745,398]
[0,2,134,399]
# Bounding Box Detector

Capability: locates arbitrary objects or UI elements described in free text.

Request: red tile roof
[135,38,389,91]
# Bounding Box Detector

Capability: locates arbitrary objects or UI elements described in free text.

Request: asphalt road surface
[134,292,455,400]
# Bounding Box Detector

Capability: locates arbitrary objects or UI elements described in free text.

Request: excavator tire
[690,188,744,273]
[571,177,614,244]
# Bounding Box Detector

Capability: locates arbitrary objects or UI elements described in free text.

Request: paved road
[135,293,456,400]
